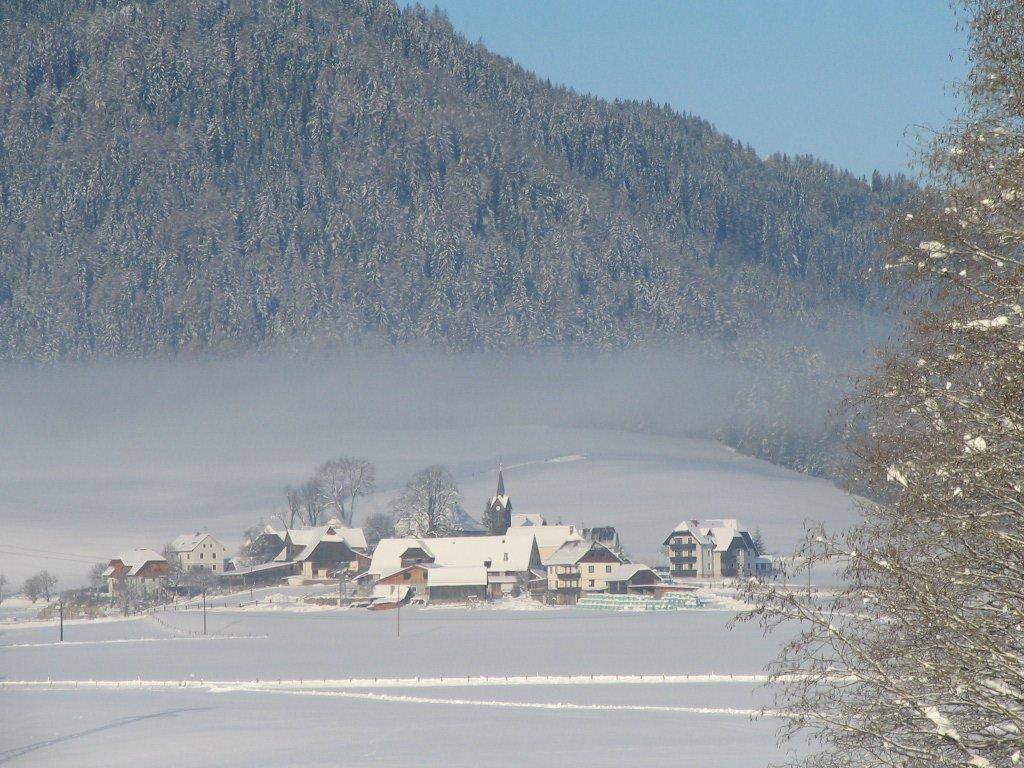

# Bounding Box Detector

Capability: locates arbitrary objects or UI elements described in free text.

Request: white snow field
[1,605,805,767]
[0,360,857,765]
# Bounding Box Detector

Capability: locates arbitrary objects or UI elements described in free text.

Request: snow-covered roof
[273,522,368,558]
[369,535,537,575]
[545,539,613,566]
[699,519,749,553]
[170,532,218,553]
[110,548,167,576]
[420,535,536,573]
[664,520,713,546]
[505,524,582,555]
[605,564,660,583]
[368,538,434,576]
[428,565,488,587]
[510,513,546,527]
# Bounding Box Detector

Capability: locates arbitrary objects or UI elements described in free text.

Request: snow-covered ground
[0,360,858,765]
[0,604,802,767]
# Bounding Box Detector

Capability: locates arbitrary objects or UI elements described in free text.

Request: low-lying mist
[0,328,885,583]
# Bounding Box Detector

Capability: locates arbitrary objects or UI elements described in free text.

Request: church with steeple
[482,468,512,535]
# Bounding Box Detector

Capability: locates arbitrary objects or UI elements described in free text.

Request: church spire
[496,466,505,497]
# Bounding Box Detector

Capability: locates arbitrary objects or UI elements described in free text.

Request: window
[503,553,508,561]
[212,552,217,559]
[605,565,612,573]
[403,572,411,580]
[199,553,204,559]
[212,565,217,571]
[588,580,594,587]
[588,565,595,573]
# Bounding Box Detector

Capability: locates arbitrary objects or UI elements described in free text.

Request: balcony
[670,556,697,565]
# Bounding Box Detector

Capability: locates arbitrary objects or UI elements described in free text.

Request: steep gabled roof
[369,535,537,575]
[108,548,167,576]
[505,524,582,557]
[510,513,546,527]
[545,540,621,567]
[663,520,713,547]
[170,533,219,553]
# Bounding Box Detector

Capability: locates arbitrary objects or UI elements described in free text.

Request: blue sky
[411,0,966,179]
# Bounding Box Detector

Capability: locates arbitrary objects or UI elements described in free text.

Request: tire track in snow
[1,635,266,649]
[0,673,769,689]
[221,686,778,717]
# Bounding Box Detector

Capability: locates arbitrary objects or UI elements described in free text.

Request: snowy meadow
[0,353,857,766]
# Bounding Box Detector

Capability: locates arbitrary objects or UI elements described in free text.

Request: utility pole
[250,577,253,603]
[59,599,64,642]
[202,588,207,636]
[396,591,401,638]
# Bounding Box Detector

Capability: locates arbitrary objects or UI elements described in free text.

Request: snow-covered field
[0,360,858,765]
[1,602,803,767]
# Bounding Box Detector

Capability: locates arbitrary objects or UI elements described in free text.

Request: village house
[271,522,370,582]
[103,549,169,596]
[544,540,623,604]
[663,519,763,578]
[170,532,229,573]
[369,534,543,601]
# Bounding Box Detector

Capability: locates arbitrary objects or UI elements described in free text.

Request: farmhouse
[369,534,542,600]
[170,532,229,573]
[103,549,169,596]
[269,520,369,581]
[544,540,622,604]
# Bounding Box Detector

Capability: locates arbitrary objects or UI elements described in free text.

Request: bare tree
[744,4,1024,766]
[300,478,326,526]
[284,486,303,529]
[344,459,376,524]
[364,512,395,546]
[316,458,377,525]
[391,466,463,538]
[239,522,281,566]
[161,543,184,592]
[88,563,107,591]
[22,571,57,603]
[0,572,7,604]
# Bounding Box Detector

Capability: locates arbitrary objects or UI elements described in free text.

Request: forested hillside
[0,0,910,359]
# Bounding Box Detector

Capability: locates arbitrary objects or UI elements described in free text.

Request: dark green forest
[0,0,911,474]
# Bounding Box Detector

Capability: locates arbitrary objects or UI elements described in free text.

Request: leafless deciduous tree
[742,4,1024,766]
[364,512,396,546]
[88,563,107,591]
[0,572,8,603]
[391,466,463,538]
[316,458,377,525]
[22,571,57,603]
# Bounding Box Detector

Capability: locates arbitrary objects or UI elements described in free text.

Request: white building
[369,534,543,599]
[663,519,763,579]
[103,549,169,596]
[505,523,583,563]
[170,533,229,573]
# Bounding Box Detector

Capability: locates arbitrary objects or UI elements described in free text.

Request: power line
[0,543,108,560]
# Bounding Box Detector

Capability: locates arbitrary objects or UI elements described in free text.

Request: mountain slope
[0,0,911,359]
